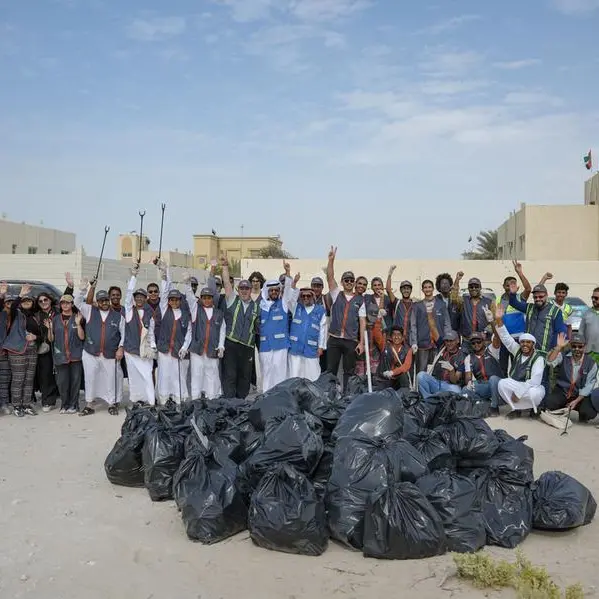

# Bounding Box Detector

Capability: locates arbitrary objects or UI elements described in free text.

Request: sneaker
[13,406,25,417]
[59,408,67,414]
[489,407,500,417]
[66,407,77,414]
[24,405,38,416]
[164,399,176,411]
[0,405,12,416]
[42,406,54,413]
[108,404,119,416]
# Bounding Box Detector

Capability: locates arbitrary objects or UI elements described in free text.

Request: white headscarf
[261,280,281,312]
[519,333,536,343]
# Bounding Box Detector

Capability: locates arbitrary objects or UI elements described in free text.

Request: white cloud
[504,91,564,107]
[420,50,483,76]
[551,0,599,14]
[417,14,481,35]
[126,17,186,42]
[493,58,541,70]
[420,79,489,96]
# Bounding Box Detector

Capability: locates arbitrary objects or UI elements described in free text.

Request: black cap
[532,284,547,294]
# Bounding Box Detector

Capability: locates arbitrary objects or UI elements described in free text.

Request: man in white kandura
[284,270,327,381]
[491,304,546,419]
[75,280,125,416]
[184,275,226,400]
[149,261,192,405]
[258,261,291,392]
[123,260,156,405]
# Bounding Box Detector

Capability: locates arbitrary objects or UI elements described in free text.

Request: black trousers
[543,388,598,422]
[36,351,60,407]
[222,339,254,399]
[55,362,83,411]
[319,350,327,373]
[327,337,358,390]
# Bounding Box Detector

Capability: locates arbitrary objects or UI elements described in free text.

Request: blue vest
[3,311,29,354]
[84,307,122,359]
[259,298,289,353]
[157,307,190,357]
[190,307,224,357]
[289,303,325,359]
[225,297,259,347]
[329,293,364,341]
[52,314,84,365]
[124,307,153,356]
[497,294,525,335]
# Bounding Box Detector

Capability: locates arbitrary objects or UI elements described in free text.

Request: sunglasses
[312,284,323,288]
[300,294,313,299]
[238,286,250,291]
[468,285,480,289]
[148,289,159,294]
[38,297,50,303]
[343,278,355,283]
[571,344,585,349]
[471,339,484,344]
[592,296,599,301]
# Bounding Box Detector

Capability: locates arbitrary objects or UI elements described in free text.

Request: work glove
[382,370,393,379]
[78,278,89,292]
[466,380,475,391]
[439,360,454,371]
[130,261,140,276]
[482,306,493,323]
[178,348,188,360]
[150,342,157,351]
[217,347,224,359]
[411,344,418,354]
[181,271,191,284]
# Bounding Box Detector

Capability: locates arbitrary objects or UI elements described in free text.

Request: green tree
[462,229,498,260]
[210,259,241,278]
[257,243,295,259]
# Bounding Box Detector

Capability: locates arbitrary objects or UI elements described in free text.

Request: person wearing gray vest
[0,284,14,415]
[450,272,494,348]
[494,304,546,419]
[325,246,366,391]
[544,332,598,422]
[409,279,453,373]
[220,257,259,399]
[75,280,125,416]
[47,295,85,413]
[148,262,192,405]
[123,262,156,406]
[184,278,226,400]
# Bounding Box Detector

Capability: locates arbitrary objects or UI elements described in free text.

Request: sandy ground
[0,400,597,599]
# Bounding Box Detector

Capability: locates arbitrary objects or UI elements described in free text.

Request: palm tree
[462,229,498,260]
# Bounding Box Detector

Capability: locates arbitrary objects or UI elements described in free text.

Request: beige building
[117,233,193,268]
[0,218,76,255]
[193,233,284,268]
[497,202,599,261]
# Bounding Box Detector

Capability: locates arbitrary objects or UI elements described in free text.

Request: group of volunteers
[1,247,599,425]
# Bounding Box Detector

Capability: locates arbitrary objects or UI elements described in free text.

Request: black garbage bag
[240,414,324,492]
[314,372,340,401]
[105,405,158,487]
[248,384,301,431]
[325,436,427,550]
[404,428,455,471]
[467,468,533,548]
[177,447,248,544]
[344,374,369,396]
[230,412,263,458]
[311,443,335,501]
[405,398,439,429]
[363,482,446,560]
[248,464,328,556]
[332,388,403,442]
[532,471,597,530]
[459,432,534,486]
[142,413,188,501]
[417,470,486,553]
[436,418,498,460]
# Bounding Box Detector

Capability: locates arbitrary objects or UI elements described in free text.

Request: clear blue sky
[1,0,598,259]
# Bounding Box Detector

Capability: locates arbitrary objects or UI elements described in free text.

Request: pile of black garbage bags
[104,374,596,559]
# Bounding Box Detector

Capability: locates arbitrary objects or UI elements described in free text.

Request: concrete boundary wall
[0,248,207,294]
[242,259,599,301]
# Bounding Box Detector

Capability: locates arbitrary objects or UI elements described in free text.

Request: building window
[61,250,69,255]
[28,246,37,255]
[122,252,132,258]
[249,249,261,258]
[11,244,16,254]
[198,256,206,264]
[519,235,525,250]
[47,249,53,254]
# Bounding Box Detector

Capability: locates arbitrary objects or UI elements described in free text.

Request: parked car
[2,280,63,302]
[550,296,589,332]
[460,287,497,302]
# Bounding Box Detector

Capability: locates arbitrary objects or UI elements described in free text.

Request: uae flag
[584,150,592,170]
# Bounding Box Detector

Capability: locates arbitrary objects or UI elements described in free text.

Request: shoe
[66,407,77,414]
[78,406,95,417]
[24,405,38,416]
[59,408,66,414]
[42,405,54,413]
[489,407,500,417]
[506,410,522,419]
[529,409,540,419]
[13,406,25,417]
[0,405,12,416]
[164,399,176,411]
[108,404,119,416]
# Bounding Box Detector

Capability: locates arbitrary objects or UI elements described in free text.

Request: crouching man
[494,304,545,419]
[416,331,466,399]
[544,332,598,422]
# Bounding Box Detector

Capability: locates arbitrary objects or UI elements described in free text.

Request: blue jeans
[472,375,501,408]
[417,372,461,399]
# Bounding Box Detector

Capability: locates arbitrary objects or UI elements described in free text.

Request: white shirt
[496,324,545,386]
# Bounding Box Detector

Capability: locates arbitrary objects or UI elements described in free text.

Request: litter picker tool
[94,226,110,281]
[364,330,373,393]
[137,210,146,263]
[153,203,166,265]
[561,404,574,436]
[178,357,182,406]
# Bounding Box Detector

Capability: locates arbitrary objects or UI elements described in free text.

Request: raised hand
[556,332,568,349]
[0,281,7,296]
[456,271,464,281]
[482,306,494,323]
[65,272,74,287]
[75,313,83,326]
[508,279,518,294]
[328,246,337,261]
[512,260,523,273]
[283,260,291,274]
[544,272,553,281]
[79,277,89,291]
[388,265,397,277]
[220,255,229,268]
[293,272,301,285]
[494,303,505,320]
[20,283,32,297]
